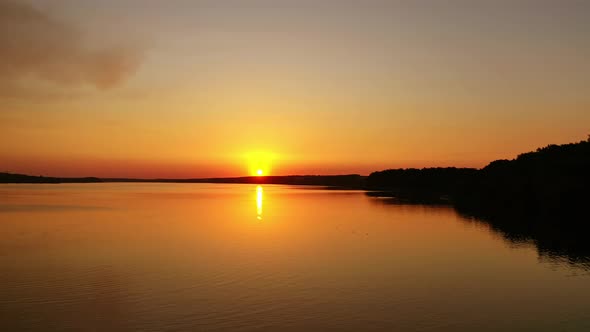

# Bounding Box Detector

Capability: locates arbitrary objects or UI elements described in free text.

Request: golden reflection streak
[256,185,263,220]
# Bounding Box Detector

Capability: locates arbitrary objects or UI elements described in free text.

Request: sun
[245,151,275,176]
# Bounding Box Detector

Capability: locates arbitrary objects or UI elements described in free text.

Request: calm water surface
[1,184,589,331]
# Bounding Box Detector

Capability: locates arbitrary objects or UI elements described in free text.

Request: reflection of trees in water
[455,207,590,272]
[367,193,590,272]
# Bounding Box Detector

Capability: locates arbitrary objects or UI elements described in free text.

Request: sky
[1,0,589,178]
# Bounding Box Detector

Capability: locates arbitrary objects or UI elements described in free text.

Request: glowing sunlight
[245,151,275,176]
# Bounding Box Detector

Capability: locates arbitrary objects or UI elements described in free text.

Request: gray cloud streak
[0,0,144,91]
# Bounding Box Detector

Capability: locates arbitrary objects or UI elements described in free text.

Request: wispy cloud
[0,0,144,95]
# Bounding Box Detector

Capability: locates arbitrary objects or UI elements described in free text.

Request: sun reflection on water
[256,185,263,220]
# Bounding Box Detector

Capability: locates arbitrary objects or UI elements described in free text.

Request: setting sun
[245,151,275,176]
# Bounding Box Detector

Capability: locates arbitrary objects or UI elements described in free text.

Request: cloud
[0,0,144,93]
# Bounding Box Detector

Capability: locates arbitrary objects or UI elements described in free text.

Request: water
[1,183,589,331]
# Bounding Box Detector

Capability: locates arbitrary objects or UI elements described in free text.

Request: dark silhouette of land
[0,173,101,183]
[365,138,589,214]
[366,138,590,269]
[0,172,365,188]
[366,167,478,203]
[2,138,589,267]
[3,138,588,203]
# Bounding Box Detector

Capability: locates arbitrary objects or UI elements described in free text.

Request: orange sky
[1,1,589,178]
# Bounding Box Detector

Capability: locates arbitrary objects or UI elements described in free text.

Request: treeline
[455,140,590,219]
[3,139,588,210]
[367,139,590,218]
[0,172,366,188]
[0,173,101,183]
[367,167,478,202]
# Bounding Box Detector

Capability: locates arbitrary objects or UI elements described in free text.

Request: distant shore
[3,139,589,263]
[0,173,367,189]
[3,138,588,219]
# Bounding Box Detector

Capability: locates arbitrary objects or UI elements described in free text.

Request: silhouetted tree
[368,139,590,218]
